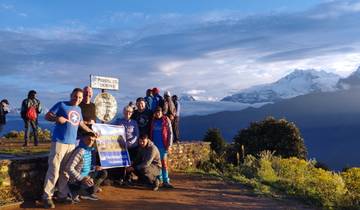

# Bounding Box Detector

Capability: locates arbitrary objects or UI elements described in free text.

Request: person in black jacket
[0,99,9,137]
[21,90,42,146]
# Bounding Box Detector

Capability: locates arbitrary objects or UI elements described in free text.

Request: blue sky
[1,0,360,108]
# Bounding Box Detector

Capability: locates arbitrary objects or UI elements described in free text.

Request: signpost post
[90,75,128,169]
[90,75,119,123]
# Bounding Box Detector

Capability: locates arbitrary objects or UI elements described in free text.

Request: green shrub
[38,128,52,141]
[240,155,257,179]
[233,117,307,159]
[257,151,278,183]
[342,168,360,206]
[3,127,51,141]
[203,128,226,155]
[4,130,23,139]
[272,157,347,208]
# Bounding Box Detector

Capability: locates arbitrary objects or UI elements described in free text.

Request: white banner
[92,123,130,168]
[90,75,119,90]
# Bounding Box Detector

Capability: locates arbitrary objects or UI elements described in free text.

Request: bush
[4,128,51,141]
[233,117,307,159]
[196,149,358,209]
[203,128,226,155]
[272,157,347,208]
[257,151,278,183]
[4,130,24,139]
[341,168,360,206]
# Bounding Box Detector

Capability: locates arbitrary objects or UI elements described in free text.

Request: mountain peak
[222,69,340,104]
[180,94,197,102]
[337,65,360,89]
[349,65,360,77]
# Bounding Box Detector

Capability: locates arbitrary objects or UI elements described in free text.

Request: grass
[0,147,49,155]
[0,138,50,156]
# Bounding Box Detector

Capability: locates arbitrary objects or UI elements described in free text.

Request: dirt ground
[1,173,314,210]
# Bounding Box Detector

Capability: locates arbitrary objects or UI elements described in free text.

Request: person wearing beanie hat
[163,91,176,122]
[152,87,160,94]
[164,90,171,97]
[152,87,164,112]
[144,89,156,112]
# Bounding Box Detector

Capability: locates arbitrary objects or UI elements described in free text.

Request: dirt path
[2,173,314,210]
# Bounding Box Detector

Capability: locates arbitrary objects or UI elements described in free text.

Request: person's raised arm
[79,121,98,137]
[45,111,67,124]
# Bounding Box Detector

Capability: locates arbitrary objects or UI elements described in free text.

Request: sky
[1,0,360,109]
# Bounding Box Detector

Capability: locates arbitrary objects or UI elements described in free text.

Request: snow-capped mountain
[221,69,341,104]
[179,94,197,102]
[337,66,360,90]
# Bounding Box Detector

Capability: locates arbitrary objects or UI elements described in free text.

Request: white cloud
[186,89,206,95]
[1,0,360,105]
[1,4,14,10]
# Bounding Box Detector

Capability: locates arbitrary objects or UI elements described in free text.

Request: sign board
[92,123,131,168]
[94,92,117,122]
[90,75,119,90]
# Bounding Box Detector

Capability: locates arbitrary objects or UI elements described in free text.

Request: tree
[203,128,226,155]
[233,117,307,159]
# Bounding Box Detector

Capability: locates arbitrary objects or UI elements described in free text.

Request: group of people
[38,86,181,209]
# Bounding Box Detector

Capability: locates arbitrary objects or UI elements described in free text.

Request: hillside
[181,89,360,170]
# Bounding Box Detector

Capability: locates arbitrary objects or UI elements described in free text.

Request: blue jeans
[158,148,170,183]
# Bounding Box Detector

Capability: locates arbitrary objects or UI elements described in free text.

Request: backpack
[26,106,37,121]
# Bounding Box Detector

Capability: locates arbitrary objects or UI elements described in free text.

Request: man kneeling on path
[125,134,161,191]
[65,132,107,202]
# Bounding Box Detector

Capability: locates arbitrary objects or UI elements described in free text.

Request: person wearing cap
[0,99,10,137]
[150,106,174,188]
[131,97,153,136]
[20,90,42,146]
[152,87,164,110]
[163,91,176,122]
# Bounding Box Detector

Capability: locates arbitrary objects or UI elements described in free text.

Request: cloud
[1,4,14,10]
[1,0,360,105]
[186,89,206,95]
[0,3,28,17]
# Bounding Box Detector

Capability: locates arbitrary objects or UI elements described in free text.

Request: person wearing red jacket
[150,106,174,188]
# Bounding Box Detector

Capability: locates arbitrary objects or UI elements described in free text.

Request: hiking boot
[72,195,81,203]
[153,178,160,191]
[56,196,73,204]
[43,199,55,209]
[80,194,99,201]
[162,182,174,189]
